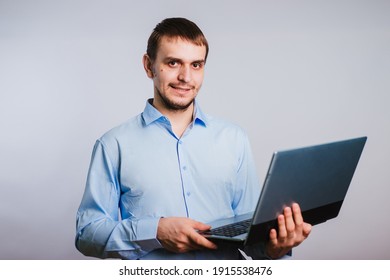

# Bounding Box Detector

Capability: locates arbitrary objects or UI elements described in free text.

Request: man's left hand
[265,203,312,259]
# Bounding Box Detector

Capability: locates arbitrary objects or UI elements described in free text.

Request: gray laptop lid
[245,136,367,245]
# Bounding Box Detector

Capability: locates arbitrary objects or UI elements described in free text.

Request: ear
[143,54,155,79]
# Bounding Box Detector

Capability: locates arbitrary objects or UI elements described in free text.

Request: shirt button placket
[177,139,191,215]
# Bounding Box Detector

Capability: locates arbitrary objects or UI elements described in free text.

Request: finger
[291,203,304,227]
[283,207,295,239]
[191,220,212,231]
[277,214,287,241]
[188,230,217,250]
[186,220,216,250]
[171,231,208,253]
[163,236,192,253]
[268,228,278,246]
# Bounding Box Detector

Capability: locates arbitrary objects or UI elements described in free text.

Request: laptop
[201,136,367,246]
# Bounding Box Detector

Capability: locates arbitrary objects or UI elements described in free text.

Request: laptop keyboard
[208,219,252,237]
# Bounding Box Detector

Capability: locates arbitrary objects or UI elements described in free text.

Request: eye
[168,60,178,67]
[192,62,204,69]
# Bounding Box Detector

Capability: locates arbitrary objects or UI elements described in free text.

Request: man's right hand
[157,217,218,253]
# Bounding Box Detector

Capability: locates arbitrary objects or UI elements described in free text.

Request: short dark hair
[146,17,209,62]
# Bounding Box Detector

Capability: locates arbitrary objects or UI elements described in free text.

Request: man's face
[145,36,207,112]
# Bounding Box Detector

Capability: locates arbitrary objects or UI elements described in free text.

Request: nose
[178,65,191,83]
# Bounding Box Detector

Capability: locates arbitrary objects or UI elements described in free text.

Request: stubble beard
[155,87,196,112]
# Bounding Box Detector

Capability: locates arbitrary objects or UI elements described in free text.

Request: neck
[152,100,194,138]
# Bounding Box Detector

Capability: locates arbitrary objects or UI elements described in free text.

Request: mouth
[170,84,194,93]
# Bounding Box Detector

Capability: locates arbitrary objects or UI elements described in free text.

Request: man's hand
[266,203,312,259]
[157,217,218,253]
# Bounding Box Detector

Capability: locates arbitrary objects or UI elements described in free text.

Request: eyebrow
[164,57,206,64]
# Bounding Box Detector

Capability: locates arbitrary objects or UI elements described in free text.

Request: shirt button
[182,166,187,170]
[186,192,191,196]
[178,140,183,144]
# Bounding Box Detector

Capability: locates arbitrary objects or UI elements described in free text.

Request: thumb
[303,223,312,238]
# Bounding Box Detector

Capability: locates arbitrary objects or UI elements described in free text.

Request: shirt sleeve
[75,140,162,259]
[231,130,261,215]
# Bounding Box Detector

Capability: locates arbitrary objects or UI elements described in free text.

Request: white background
[0,0,389,259]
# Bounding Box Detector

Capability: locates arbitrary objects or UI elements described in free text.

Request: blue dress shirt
[76,99,263,259]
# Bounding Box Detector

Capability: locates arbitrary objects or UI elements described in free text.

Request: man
[75,17,311,260]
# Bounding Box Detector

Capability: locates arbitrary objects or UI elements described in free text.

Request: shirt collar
[142,98,209,127]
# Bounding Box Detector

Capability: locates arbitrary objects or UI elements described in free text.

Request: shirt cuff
[134,217,163,251]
